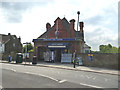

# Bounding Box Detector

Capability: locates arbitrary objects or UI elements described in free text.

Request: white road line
[10,69,16,72]
[86,75,93,79]
[58,80,67,83]
[93,77,96,80]
[38,74,59,82]
[24,72,59,82]
[80,83,103,88]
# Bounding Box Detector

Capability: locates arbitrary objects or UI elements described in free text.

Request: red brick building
[33,17,89,62]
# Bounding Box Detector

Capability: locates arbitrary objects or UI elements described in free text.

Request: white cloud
[85,27,118,50]
[0,0,119,50]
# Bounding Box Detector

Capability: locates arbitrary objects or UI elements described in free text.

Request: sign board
[88,54,93,61]
[47,43,68,49]
[61,54,72,63]
[33,38,76,42]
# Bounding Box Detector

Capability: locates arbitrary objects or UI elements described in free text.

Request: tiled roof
[37,17,83,39]
[84,43,91,48]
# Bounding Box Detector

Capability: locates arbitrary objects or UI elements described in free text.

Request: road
[0,63,119,89]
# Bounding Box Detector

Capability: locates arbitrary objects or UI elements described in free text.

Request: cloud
[0,0,119,51]
[85,27,118,50]
[84,15,103,25]
[0,1,55,23]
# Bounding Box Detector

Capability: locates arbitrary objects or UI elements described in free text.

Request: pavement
[1,60,119,75]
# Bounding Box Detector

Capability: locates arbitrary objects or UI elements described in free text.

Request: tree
[99,44,118,53]
[22,43,34,53]
[99,45,106,53]
[108,44,112,48]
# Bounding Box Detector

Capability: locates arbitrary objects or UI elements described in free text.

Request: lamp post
[77,11,80,32]
[23,42,31,64]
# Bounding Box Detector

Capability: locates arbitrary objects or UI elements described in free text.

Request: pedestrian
[8,55,12,62]
[73,50,76,68]
[51,51,54,63]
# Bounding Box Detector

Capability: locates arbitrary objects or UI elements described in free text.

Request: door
[55,49,61,62]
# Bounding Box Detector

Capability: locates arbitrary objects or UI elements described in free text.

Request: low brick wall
[77,53,118,69]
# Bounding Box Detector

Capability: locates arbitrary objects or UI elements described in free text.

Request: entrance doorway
[55,49,61,62]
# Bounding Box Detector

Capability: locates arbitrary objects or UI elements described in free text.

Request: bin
[16,53,23,63]
[32,56,37,64]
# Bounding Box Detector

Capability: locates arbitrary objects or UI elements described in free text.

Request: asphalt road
[2,69,93,88]
[0,63,119,89]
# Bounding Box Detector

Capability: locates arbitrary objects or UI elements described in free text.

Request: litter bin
[32,56,37,65]
[16,53,23,63]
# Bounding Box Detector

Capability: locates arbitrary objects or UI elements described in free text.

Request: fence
[77,53,118,69]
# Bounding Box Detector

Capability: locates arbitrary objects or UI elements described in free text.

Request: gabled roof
[37,17,84,40]
[84,43,91,48]
[62,17,70,32]
[1,34,10,43]
[38,17,71,39]
[0,34,19,44]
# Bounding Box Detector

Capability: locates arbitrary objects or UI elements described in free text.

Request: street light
[77,11,80,32]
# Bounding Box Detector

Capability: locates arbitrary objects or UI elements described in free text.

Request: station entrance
[43,43,69,62]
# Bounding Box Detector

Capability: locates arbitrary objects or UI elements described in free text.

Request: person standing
[51,51,54,63]
[72,50,76,68]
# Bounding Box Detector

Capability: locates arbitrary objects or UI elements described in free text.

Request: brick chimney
[79,22,84,40]
[46,23,51,31]
[79,22,84,32]
[70,19,75,38]
[18,36,21,42]
[70,19,75,30]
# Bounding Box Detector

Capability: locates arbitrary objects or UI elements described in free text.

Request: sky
[0,0,119,51]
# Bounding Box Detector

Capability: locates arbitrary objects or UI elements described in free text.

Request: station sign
[33,38,76,42]
[47,43,68,49]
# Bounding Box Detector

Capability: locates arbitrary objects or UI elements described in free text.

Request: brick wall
[77,53,118,69]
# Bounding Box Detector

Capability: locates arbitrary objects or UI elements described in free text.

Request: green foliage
[99,44,118,53]
[22,43,34,53]
[28,49,34,53]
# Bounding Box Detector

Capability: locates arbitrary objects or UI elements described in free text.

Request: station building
[33,17,90,62]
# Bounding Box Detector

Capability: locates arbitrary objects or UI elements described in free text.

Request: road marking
[104,78,110,82]
[24,72,59,82]
[38,74,59,82]
[86,75,93,79]
[80,83,103,88]
[58,80,67,83]
[93,77,96,80]
[10,69,16,72]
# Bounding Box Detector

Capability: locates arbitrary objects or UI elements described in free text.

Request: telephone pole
[23,42,31,64]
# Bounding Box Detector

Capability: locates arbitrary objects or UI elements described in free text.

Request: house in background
[0,33,22,60]
[83,43,91,53]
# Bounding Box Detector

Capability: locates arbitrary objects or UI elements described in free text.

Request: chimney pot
[79,22,84,31]
[46,23,51,31]
[8,33,11,35]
